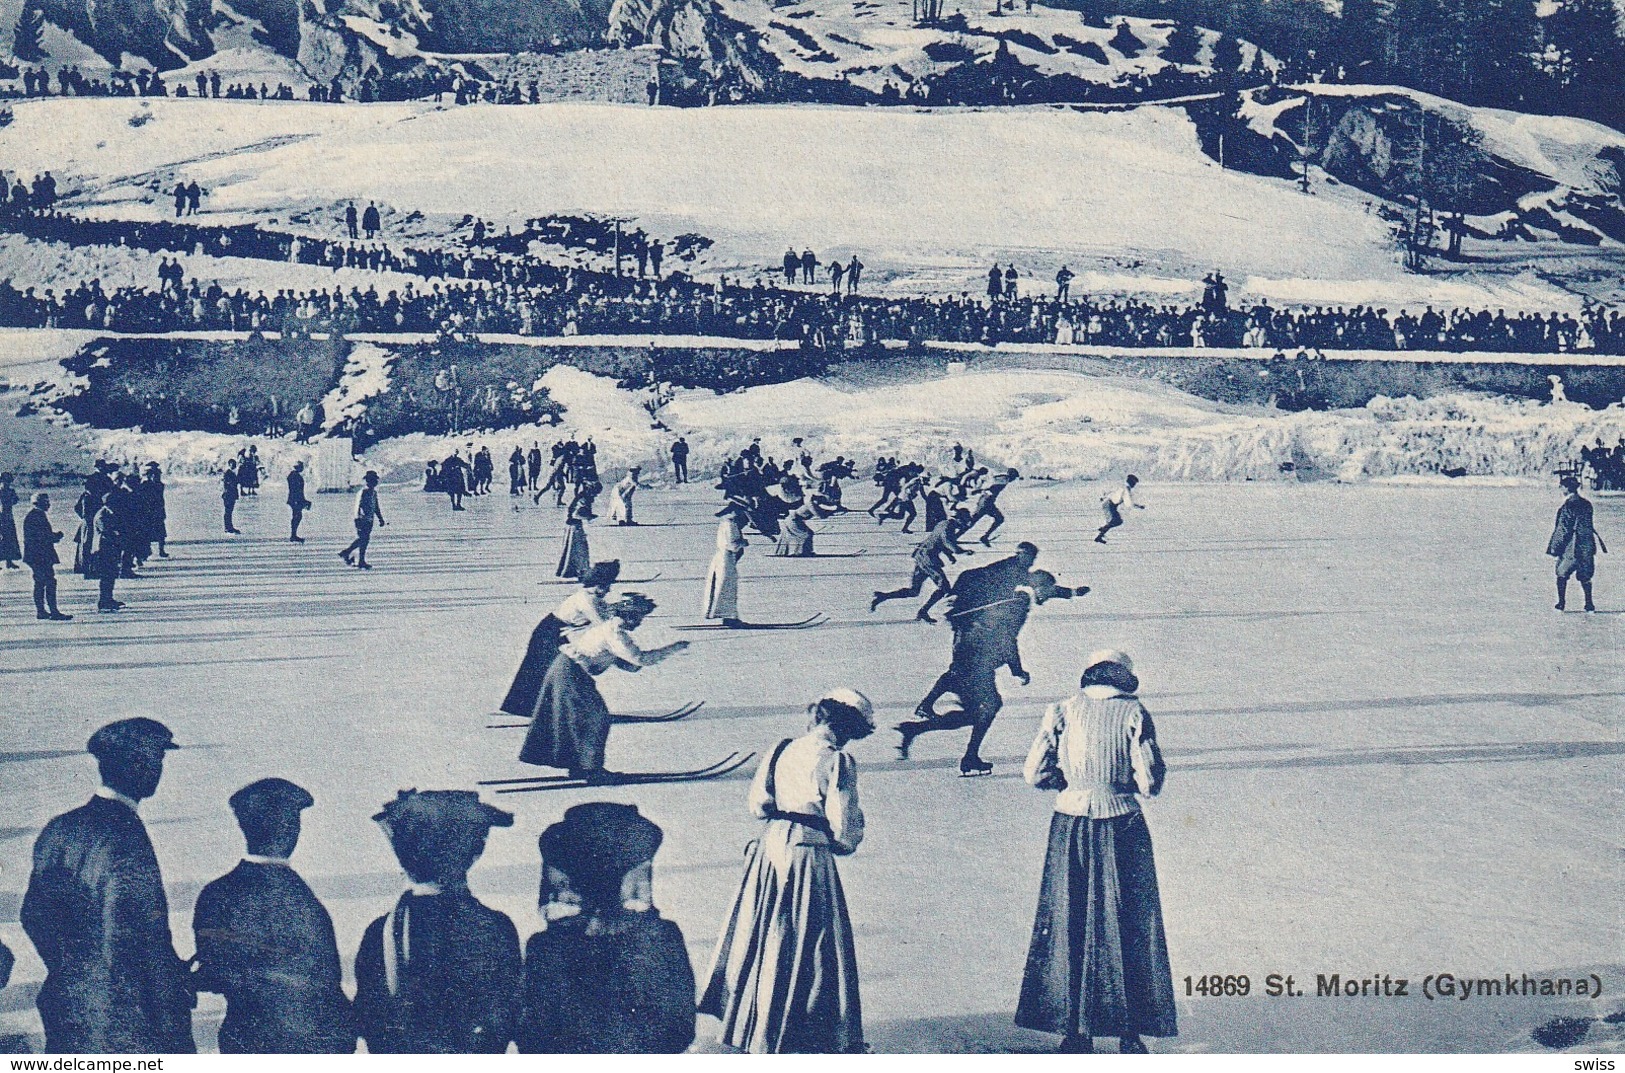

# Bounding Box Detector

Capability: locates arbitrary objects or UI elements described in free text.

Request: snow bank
[31,360,1625,485]
[320,342,395,429]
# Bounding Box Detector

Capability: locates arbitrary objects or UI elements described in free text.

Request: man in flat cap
[20,718,196,1053]
[353,790,521,1053]
[517,803,695,1054]
[192,778,356,1053]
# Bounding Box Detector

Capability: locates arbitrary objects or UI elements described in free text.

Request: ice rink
[0,476,1619,1052]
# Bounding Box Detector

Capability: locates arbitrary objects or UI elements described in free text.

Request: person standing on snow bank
[1549,474,1604,612]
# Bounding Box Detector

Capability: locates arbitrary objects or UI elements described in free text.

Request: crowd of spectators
[1,200,1623,355]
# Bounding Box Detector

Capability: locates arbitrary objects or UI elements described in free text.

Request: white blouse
[560,619,668,676]
[554,588,610,630]
[747,730,864,854]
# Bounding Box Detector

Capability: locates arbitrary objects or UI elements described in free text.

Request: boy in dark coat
[21,719,196,1053]
[286,462,312,542]
[192,779,355,1053]
[353,791,521,1053]
[1548,474,1602,612]
[518,803,694,1054]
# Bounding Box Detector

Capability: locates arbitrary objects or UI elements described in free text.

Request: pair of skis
[539,572,663,586]
[478,750,757,794]
[485,700,704,730]
[675,612,828,631]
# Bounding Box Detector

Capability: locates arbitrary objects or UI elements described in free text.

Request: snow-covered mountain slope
[1228,84,1625,246]
[609,0,1266,103]
[1,96,1617,308]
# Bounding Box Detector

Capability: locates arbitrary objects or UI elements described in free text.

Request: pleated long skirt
[1015,811,1177,1040]
[518,654,610,773]
[702,551,739,619]
[557,520,591,579]
[699,821,863,1054]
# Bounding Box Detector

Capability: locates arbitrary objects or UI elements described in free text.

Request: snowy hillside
[609,0,1266,102]
[1231,84,1625,247]
[4,96,1612,309]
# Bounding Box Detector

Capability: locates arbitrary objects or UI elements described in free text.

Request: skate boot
[958,755,993,778]
[869,591,884,613]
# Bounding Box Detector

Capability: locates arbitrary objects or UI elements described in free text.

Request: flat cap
[87,717,178,758]
[229,777,314,821]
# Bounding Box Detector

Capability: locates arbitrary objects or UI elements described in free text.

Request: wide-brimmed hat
[612,592,656,620]
[1560,475,1581,491]
[374,789,513,884]
[583,560,621,588]
[539,802,663,903]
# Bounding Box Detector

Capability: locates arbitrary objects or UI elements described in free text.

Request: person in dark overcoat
[139,463,168,559]
[0,472,20,567]
[286,462,313,543]
[192,778,356,1053]
[22,493,70,620]
[20,718,197,1053]
[516,803,694,1054]
[222,460,242,534]
[353,791,521,1053]
[1548,474,1601,612]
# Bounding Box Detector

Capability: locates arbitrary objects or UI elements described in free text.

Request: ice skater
[1095,475,1143,544]
[340,471,385,569]
[963,467,1017,546]
[287,461,312,543]
[1548,474,1604,612]
[1017,650,1176,1054]
[870,509,966,622]
[517,593,689,782]
[702,500,750,627]
[223,459,242,534]
[22,492,70,620]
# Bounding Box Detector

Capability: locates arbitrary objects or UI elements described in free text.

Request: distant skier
[1095,475,1143,544]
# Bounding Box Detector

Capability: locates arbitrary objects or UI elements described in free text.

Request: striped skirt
[1015,811,1177,1040]
[699,821,863,1053]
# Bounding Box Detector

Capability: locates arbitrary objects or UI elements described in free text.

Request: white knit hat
[1083,649,1133,675]
[819,687,875,726]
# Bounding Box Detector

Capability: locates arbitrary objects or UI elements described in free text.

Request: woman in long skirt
[606,467,643,526]
[0,473,20,568]
[498,560,619,720]
[1016,649,1176,1054]
[518,594,688,780]
[556,499,593,580]
[774,500,816,557]
[699,690,874,1054]
[702,501,749,625]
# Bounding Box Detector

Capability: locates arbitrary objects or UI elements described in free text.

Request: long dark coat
[20,797,197,1053]
[516,912,695,1054]
[192,861,357,1053]
[1547,493,1598,580]
[353,888,520,1053]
